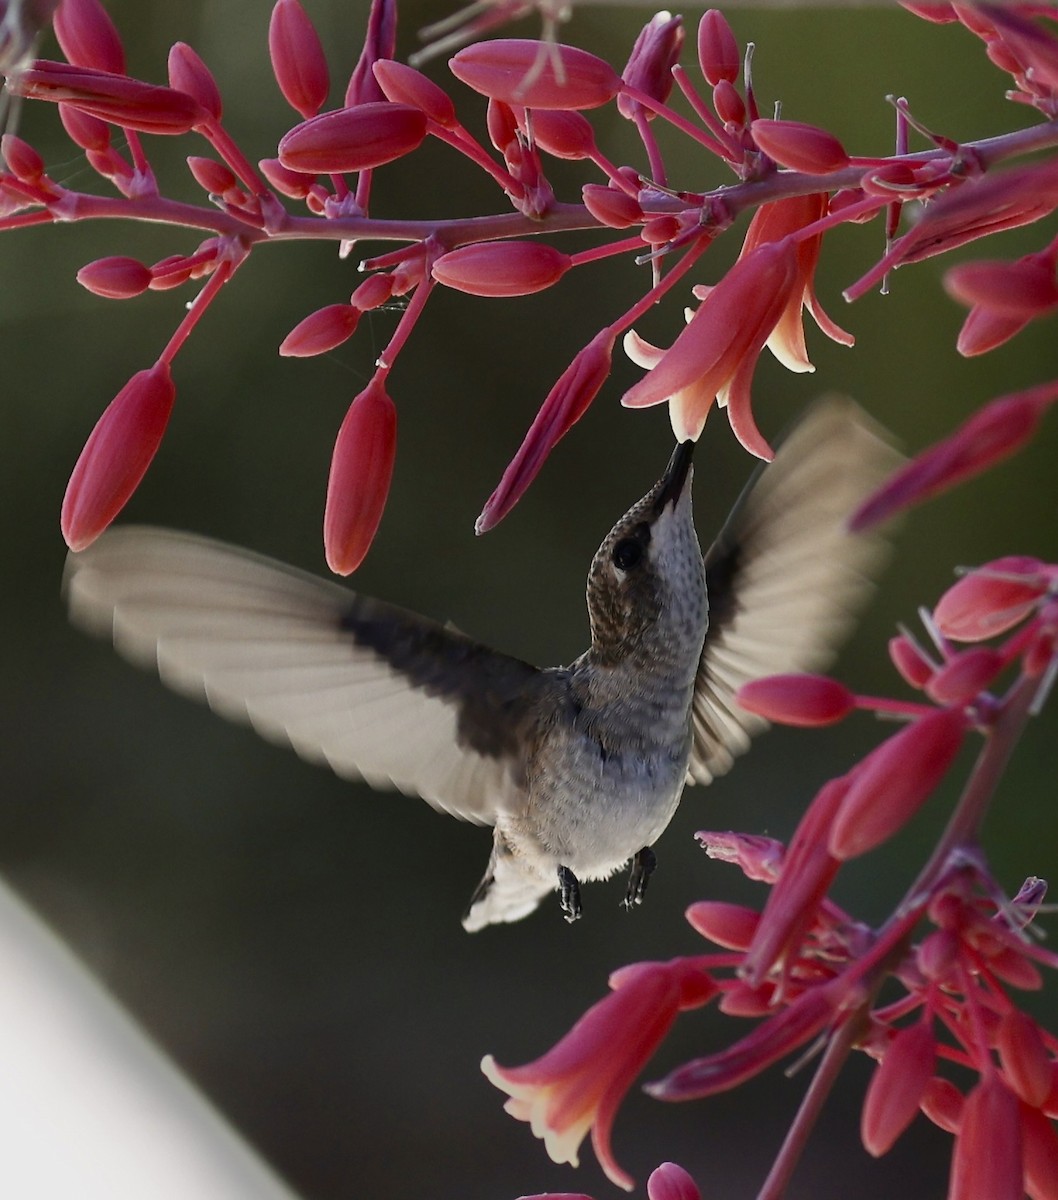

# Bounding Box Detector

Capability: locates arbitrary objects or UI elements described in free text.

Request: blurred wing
[64,528,549,825]
[687,396,903,784]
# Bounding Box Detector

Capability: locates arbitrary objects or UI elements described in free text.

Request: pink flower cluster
[4,1,1058,569]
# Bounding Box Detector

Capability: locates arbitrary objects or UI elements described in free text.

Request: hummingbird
[63,397,899,931]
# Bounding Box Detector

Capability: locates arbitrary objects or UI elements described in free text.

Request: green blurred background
[3,3,1057,1197]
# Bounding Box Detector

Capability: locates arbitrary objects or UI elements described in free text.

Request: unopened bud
[324,381,397,575]
[432,241,571,298]
[751,118,850,173]
[582,182,643,228]
[269,0,330,119]
[76,255,153,298]
[736,673,855,726]
[167,43,223,122]
[373,59,456,128]
[829,708,967,859]
[278,103,427,173]
[279,303,360,357]
[54,0,125,74]
[61,363,175,551]
[697,10,739,85]
[450,39,621,110]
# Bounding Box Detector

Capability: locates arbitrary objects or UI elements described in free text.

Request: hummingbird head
[586,441,706,666]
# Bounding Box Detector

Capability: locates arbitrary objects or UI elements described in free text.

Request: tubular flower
[482,958,716,1192]
[739,193,854,372]
[622,240,801,456]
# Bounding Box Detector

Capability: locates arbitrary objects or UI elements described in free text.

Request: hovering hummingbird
[64,397,899,931]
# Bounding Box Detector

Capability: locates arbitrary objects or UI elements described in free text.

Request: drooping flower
[482,958,716,1191]
[622,240,800,455]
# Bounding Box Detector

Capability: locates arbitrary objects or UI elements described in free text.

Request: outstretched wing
[687,396,903,784]
[64,528,550,824]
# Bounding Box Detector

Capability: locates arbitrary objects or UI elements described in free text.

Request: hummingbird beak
[653,440,695,513]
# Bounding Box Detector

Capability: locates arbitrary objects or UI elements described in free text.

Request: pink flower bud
[531,109,596,159]
[167,43,223,122]
[920,1077,964,1133]
[186,155,237,195]
[751,118,850,173]
[641,214,681,245]
[278,102,427,173]
[16,61,205,133]
[486,98,518,152]
[949,1078,1022,1200]
[449,40,621,111]
[647,1162,701,1200]
[718,981,775,1018]
[698,10,739,85]
[989,947,1044,991]
[324,381,396,575]
[1021,1104,1058,1200]
[618,12,684,120]
[997,1010,1053,1108]
[1,133,44,182]
[934,557,1049,641]
[956,304,1031,356]
[829,707,967,860]
[861,1022,936,1155]
[148,254,194,290]
[54,0,125,74]
[61,363,175,551]
[279,303,360,357]
[889,634,935,688]
[582,182,642,228]
[76,255,152,298]
[917,928,960,982]
[343,0,396,107]
[685,900,760,950]
[269,0,330,119]
[712,80,745,125]
[476,328,615,533]
[925,646,1004,704]
[432,241,571,298]
[850,384,1058,531]
[373,59,456,128]
[736,673,855,726]
[258,156,315,198]
[945,255,1058,316]
[349,273,394,310]
[59,102,110,150]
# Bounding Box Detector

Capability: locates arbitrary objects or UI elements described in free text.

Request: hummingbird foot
[622,846,657,910]
[557,866,582,923]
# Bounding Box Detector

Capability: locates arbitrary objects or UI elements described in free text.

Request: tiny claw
[557,865,583,923]
[623,846,657,909]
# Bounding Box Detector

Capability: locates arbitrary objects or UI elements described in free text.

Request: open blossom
[622,241,800,455]
[622,195,849,454]
[482,958,716,1191]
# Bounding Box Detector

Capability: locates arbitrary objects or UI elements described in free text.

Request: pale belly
[501,726,692,882]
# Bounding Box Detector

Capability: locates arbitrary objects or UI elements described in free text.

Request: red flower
[622,241,800,455]
[482,959,715,1191]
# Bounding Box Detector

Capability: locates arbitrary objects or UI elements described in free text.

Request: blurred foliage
[1,4,1056,1199]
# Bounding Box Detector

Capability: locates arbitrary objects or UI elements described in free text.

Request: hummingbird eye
[612,538,644,571]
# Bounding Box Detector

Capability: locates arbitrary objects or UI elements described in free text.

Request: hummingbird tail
[462,837,553,932]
